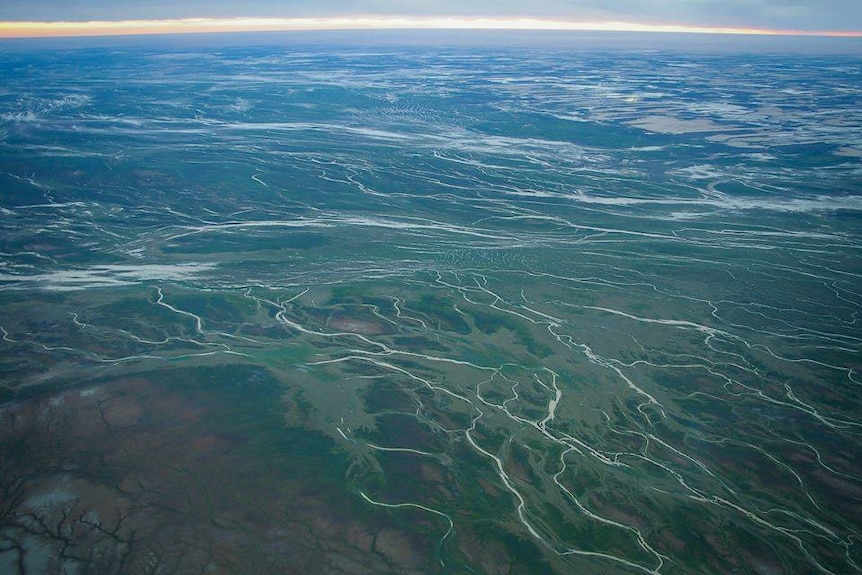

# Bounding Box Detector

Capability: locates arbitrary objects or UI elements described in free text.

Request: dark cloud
[0,0,858,32]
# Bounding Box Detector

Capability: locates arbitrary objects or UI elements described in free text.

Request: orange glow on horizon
[0,16,859,39]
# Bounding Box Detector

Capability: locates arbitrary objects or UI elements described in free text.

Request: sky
[0,0,859,37]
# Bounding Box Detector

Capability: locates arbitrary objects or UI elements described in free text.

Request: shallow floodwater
[1,31,860,574]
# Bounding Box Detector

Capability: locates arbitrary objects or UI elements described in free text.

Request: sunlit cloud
[1,16,860,38]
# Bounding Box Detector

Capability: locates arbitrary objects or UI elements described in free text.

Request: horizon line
[1,16,860,39]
